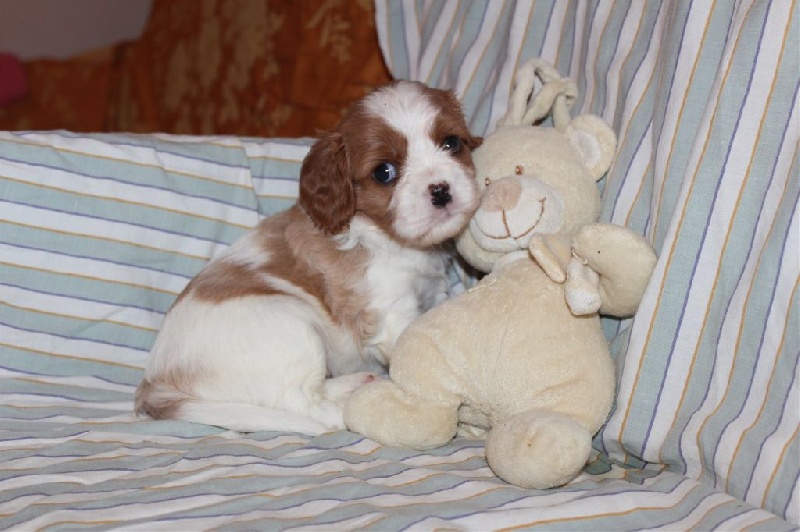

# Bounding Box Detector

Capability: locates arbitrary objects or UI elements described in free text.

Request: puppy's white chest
[363,246,448,365]
[328,219,450,375]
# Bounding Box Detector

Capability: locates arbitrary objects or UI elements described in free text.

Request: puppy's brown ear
[299,132,356,234]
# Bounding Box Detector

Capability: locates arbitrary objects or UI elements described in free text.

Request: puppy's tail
[134,380,331,435]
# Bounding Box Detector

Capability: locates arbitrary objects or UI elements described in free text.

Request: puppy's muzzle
[429,182,452,208]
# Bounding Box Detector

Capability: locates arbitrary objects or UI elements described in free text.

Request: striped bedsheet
[0,127,791,529]
[1,0,797,528]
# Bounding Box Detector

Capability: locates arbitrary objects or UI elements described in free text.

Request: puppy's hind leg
[323,372,378,404]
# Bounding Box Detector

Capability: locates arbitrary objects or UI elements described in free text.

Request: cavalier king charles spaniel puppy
[135,81,482,435]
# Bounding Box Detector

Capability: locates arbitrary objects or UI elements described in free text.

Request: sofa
[1,1,797,529]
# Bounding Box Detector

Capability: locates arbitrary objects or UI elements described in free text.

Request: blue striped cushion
[1,132,289,388]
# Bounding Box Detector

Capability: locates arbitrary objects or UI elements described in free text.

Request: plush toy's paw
[344,380,459,450]
[528,234,571,283]
[564,257,601,315]
[572,223,650,275]
[572,223,658,317]
[484,409,592,489]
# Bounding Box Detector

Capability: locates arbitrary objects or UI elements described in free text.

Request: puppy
[135,81,482,435]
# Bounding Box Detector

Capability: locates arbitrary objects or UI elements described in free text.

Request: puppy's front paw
[323,372,380,405]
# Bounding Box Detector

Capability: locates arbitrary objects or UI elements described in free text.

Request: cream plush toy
[345,59,657,490]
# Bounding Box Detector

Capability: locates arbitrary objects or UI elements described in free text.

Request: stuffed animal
[345,59,657,490]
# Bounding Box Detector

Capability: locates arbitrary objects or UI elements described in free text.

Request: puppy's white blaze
[345,216,449,366]
[362,81,436,140]
[364,82,478,244]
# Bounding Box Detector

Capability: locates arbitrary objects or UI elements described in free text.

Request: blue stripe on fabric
[0,322,151,354]
[599,3,669,222]
[606,113,653,225]
[4,241,195,281]
[398,1,411,79]
[0,282,168,317]
[0,156,254,210]
[249,174,300,184]
[650,1,738,246]
[1,198,234,248]
[781,468,800,518]
[748,347,799,500]
[645,0,693,163]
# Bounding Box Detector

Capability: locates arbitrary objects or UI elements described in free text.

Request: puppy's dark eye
[373,162,398,184]
[441,135,462,154]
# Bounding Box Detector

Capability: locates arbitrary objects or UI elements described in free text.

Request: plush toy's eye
[515,165,524,175]
[373,162,398,184]
[485,177,492,187]
[441,135,462,154]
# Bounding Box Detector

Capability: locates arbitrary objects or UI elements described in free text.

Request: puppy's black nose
[429,183,452,208]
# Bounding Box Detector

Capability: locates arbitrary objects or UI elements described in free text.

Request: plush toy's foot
[485,409,592,489]
[344,380,458,450]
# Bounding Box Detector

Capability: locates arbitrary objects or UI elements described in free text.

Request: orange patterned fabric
[0,47,118,132]
[0,0,391,137]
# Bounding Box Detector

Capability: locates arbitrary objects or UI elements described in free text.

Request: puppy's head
[299,81,482,248]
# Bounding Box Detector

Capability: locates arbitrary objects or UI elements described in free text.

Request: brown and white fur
[134,81,482,435]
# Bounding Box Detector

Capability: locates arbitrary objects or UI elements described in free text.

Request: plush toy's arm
[564,257,602,315]
[571,223,657,317]
[531,235,603,316]
[528,234,573,283]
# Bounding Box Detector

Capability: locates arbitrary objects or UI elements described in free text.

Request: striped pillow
[0,132,309,387]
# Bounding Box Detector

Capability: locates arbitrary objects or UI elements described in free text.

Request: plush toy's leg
[345,318,464,450]
[344,380,459,450]
[484,409,592,489]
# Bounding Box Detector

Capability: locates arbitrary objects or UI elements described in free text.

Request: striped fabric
[377,0,799,525]
[4,132,790,531]
[1,0,797,528]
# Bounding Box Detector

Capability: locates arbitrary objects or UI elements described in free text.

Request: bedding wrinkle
[648,0,717,240]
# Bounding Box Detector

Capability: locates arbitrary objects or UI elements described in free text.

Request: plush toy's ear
[565,115,617,181]
[299,132,356,234]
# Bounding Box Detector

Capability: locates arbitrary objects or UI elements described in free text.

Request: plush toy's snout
[471,175,565,252]
[481,177,522,211]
